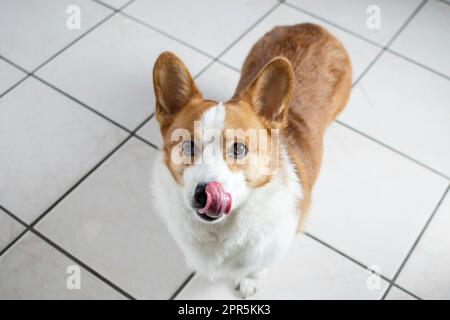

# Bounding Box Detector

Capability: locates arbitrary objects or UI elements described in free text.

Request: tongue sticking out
[197,182,232,218]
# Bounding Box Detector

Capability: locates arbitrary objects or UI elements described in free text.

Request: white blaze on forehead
[199,102,225,163]
[200,102,225,143]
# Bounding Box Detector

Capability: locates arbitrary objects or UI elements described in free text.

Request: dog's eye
[230,142,248,159]
[182,140,196,156]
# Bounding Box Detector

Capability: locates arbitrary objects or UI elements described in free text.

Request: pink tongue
[197,182,232,217]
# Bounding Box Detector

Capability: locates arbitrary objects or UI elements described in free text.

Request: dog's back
[233,23,352,217]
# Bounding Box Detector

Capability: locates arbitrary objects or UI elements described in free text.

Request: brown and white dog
[151,23,351,298]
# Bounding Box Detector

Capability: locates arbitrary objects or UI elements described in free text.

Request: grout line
[172,230,422,300]
[215,60,240,73]
[92,0,117,11]
[351,49,385,88]
[335,120,450,181]
[0,59,162,156]
[133,134,159,151]
[385,0,428,48]
[381,183,450,299]
[286,1,442,88]
[303,232,422,300]
[32,75,134,134]
[2,59,163,154]
[0,229,29,258]
[30,0,137,75]
[390,283,422,300]
[29,113,152,229]
[0,204,28,228]
[31,229,135,299]
[0,0,136,99]
[352,0,428,87]
[132,113,160,150]
[119,1,280,80]
[0,113,152,296]
[0,74,28,99]
[0,54,28,74]
[283,2,383,49]
[0,116,151,298]
[190,60,220,82]
[0,57,29,98]
[218,1,448,84]
[0,222,135,300]
[4,27,213,145]
[304,232,385,275]
[29,135,132,228]
[169,272,196,300]
[33,68,196,152]
[0,205,29,258]
[30,12,114,75]
[386,48,450,81]
[32,73,152,136]
[0,133,134,246]
[195,1,282,79]
[119,11,216,60]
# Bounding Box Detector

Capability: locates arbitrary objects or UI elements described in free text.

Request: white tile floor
[0,0,449,300]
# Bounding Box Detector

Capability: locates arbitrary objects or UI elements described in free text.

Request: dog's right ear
[240,57,293,129]
[153,52,202,124]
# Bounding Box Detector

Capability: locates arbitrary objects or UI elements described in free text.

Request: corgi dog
[151,23,351,298]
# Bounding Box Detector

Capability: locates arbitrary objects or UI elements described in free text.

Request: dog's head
[153,52,294,224]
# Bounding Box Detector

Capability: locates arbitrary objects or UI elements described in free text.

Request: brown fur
[233,23,352,227]
[223,102,280,188]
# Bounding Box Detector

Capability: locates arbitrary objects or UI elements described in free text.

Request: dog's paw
[234,269,267,299]
[235,277,260,298]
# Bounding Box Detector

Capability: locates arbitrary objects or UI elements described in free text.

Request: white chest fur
[150,147,302,281]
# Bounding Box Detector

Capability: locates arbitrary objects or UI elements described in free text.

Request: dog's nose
[193,183,207,209]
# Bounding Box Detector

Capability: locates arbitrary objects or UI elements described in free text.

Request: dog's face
[153,52,293,224]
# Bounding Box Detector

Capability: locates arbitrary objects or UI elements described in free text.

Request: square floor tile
[339,52,450,178]
[124,0,277,57]
[385,286,417,300]
[0,59,26,96]
[177,234,388,299]
[137,62,240,149]
[0,0,112,71]
[0,210,25,252]
[396,190,450,299]
[37,14,212,130]
[220,4,381,82]
[0,78,127,223]
[287,0,422,46]
[390,0,450,77]
[0,232,124,299]
[36,138,190,299]
[304,123,448,278]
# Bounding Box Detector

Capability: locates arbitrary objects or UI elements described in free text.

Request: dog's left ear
[241,57,294,129]
[153,51,202,124]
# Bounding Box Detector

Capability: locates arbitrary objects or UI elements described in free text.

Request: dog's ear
[241,57,294,129]
[153,52,202,123]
